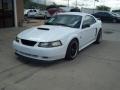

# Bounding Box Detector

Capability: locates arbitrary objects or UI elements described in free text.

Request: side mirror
[82,24,90,29]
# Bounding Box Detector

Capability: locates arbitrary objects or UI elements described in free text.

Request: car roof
[58,12,90,17]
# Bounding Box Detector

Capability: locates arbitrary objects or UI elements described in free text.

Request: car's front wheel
[65,39,79,60]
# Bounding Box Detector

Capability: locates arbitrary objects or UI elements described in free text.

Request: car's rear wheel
[95,29,102,44]
[65,39,79,60]
[113,19,117,23]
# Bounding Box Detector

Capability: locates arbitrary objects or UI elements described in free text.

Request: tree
[24,0,30,4]
[96,5,111,11]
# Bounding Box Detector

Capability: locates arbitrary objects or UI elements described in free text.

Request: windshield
[45,15,82,28]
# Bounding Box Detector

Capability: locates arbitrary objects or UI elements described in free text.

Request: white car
[34,10,47,19]
[27,9,39,18]
[13,12,102,61]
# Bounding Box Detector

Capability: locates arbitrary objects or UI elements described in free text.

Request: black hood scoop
[37,27,50,31]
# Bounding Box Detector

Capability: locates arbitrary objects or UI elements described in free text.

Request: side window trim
[82,16,90,29]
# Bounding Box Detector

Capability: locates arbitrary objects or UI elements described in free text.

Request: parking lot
[0,23,120,90]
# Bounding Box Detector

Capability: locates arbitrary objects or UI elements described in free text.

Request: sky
[32,0,120,9]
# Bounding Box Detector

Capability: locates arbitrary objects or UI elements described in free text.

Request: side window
[96,12,102,16]
[99,12,105,16]
[101,12,111,17]
[29,10,33,12]
[104,13,111,17]
[33,10,37,12]
[89,16,96,25]
[82,16,90,29]
[83,16,89,25]
[82,15,96,29]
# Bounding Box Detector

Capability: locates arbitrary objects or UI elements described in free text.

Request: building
[0,0,24,28]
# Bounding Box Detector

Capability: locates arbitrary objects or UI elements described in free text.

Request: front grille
[21,39,37,46]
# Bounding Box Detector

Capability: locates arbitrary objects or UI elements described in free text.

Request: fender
[64,33,80,48]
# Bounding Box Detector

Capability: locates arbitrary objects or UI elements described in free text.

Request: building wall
[16,0,24,26]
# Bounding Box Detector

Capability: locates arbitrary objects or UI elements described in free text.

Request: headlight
[15,37,19,42]
[38,40,62,48]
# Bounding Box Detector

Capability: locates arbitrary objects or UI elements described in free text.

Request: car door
[105,13,115,22]
[80,15,97,47]
[102,12,112,22]
[95,12,108,21]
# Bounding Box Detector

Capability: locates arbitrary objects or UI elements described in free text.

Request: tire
[95,29,102,44]
[65,39,79,60]
[113,19,117,23]
[44,15,47,20]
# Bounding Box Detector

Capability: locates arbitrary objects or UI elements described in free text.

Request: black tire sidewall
[65,39,79,60]
[95,30,102,44]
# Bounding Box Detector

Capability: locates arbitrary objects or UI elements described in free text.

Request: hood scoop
[37,27,50,31]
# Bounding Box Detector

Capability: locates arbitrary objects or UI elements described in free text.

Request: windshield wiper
[45,22,71,28]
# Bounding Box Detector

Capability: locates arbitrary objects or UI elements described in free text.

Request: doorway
[0,0,14,28]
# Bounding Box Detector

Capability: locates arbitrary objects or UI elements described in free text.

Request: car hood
[18,25,76,42]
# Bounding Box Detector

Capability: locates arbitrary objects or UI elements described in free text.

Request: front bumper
[13,41,66,61]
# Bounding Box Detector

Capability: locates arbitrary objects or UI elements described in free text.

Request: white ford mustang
[13,12,102,61]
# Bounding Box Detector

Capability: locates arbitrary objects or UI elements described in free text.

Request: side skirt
[79,39,96,51]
